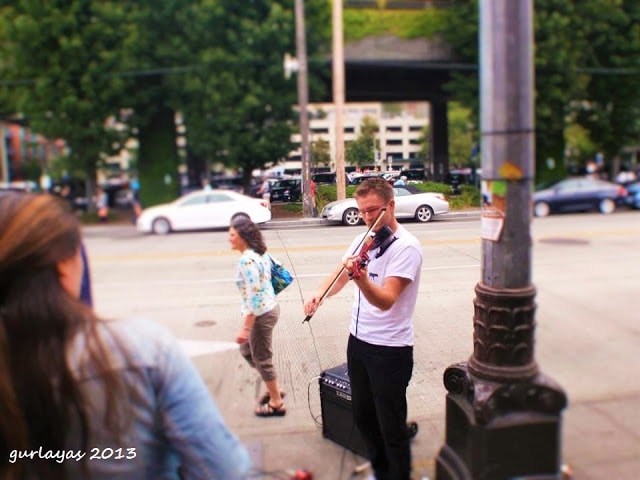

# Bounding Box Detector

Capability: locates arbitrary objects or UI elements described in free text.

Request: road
[83,211,640,479]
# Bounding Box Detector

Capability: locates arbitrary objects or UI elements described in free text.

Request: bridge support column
[430,100,449,182]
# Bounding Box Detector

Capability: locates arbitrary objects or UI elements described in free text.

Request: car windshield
[393,188,412,197]
[180,194,208,206]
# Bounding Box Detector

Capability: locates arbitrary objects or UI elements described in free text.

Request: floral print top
[235,249,277,317]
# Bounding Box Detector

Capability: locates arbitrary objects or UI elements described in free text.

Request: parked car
[321,186,449,226]
[270,178,302,203]
[348,173,385,186]
[400,168,427,183]
[624,181,640,209]
[136,189,271,235]
[533,177,628,217]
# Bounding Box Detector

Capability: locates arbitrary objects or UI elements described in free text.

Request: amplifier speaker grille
[319,363,368,458]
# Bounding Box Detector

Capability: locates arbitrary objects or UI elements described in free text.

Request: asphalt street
[83,210,640,480]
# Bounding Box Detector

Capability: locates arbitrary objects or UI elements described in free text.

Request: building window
[386,139,402,146]
[409,125,423,132]
[386,126,402,133]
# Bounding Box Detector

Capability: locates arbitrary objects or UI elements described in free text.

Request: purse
[269,254,293,295]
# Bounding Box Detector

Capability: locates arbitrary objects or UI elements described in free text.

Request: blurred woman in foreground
[0,193,250,480]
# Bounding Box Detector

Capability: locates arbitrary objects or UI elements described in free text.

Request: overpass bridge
[314,34,474,180]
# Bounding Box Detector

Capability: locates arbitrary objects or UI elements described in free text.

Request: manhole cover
[538,237,589,245]
[194,320,217,327]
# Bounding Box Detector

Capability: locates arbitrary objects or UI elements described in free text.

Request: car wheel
[534,202,550,217]
[342,208,361,226]
[414,205,434,223]
[599,198,615,214]
[152,217,171,235]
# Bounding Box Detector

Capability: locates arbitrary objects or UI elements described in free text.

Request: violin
[302,208,389,323]
[349,225,394,280]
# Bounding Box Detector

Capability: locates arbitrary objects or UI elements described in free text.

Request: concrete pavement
[229,212,640,480]
[84,212,640,480]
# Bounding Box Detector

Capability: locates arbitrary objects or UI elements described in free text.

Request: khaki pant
[239,305,280,381]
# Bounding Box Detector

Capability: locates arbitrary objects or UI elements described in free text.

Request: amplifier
[319,363,368,457]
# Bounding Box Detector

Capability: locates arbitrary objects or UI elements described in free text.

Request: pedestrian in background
[95,186,109,223]
[257,176,271,210]
[394,175,407,187]
[229,217,286,417]
[310,178,318,217]
[0,192,251,480]
[304,177,423,480]
[130,177,142,222]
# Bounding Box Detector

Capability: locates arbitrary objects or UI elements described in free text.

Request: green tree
[310,137,331,168]
[571,1,640,176]
[345,116,379,167]
[448,102,475,168]
[417,124,431,170]
[0,1,128,203]
[180,0,331,192]
[442,0,586,182]
[0,0,331,206]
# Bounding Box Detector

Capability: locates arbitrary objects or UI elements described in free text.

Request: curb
[265,209,481,229]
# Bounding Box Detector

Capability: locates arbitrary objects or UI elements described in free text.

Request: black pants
[347,334,413,480]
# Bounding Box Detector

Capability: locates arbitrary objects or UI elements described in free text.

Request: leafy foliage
[343,8,448,41]
[0,1,128,189]
[441,0,640,182]
[571,1,640,168]
[447,102,475,168]
[345,116,379,167]
[311,137,331,167]
[0,0,331,205]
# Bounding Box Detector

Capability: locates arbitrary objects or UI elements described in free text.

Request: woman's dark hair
[231,217,267,255]
[0,193,127,479]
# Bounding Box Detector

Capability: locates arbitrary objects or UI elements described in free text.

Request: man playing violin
[304,177,423,480]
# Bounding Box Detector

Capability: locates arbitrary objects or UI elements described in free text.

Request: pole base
[435,364,567,480]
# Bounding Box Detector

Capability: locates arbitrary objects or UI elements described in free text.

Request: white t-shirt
[345,225,422,347]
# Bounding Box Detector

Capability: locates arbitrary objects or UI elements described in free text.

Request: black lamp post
[435,2,567,478]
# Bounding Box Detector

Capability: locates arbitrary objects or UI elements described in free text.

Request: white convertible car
[321,186,450,226]
[137,189,271,234]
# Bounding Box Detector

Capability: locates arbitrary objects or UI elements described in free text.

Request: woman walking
[229,217,286,417]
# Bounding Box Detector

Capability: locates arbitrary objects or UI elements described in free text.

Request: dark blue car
[533,177,628,217]
[624,181,640,209]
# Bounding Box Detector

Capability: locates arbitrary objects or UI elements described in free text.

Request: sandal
[258,391,286,406]
[255,402,286,417]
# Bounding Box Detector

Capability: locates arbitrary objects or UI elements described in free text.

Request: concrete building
[288,101,429,171]
[1,121,66,184]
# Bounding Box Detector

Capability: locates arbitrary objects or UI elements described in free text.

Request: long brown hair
[0,193,127,479]
[231,217,267,255]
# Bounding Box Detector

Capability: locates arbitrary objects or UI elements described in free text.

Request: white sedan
[321,187,449,226]
[137,189,271,234]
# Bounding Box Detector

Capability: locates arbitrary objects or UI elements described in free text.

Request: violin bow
[302,208,387,323]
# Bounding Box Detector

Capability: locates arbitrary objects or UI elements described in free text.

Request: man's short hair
[354,177,393,203]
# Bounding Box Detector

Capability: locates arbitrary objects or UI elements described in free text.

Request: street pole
[435,1,567,479]
[332,0,346,200]
[295,0,312,217]
[0,124,7,183]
